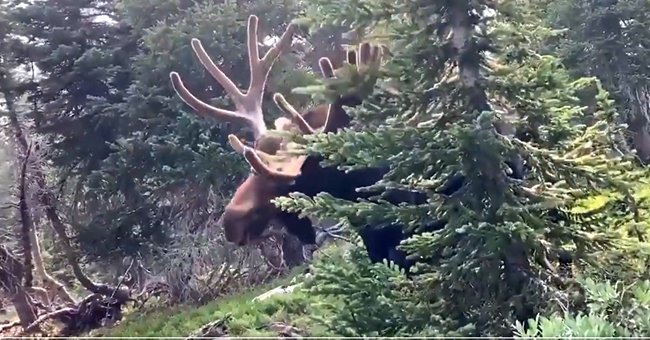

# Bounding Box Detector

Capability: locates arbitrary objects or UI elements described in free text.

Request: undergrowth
[95,260,332,337]
[94,183,650,337]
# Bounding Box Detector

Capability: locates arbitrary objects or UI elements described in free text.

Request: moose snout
[220,216,241,245]
[220,210,257,246]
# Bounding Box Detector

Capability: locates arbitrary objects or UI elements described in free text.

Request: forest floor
[0,267,323,338]
[93,265,327,338]
[0,305,17,324]
[0,267,317,337]
[1,245,343,338]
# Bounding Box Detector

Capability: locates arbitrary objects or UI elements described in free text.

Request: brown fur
[220,103,335,245]
[222,175,281,245]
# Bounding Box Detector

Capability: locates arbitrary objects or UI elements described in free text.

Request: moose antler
[226,42,385,180]
[318,42,384,133]
[169,15,296,139]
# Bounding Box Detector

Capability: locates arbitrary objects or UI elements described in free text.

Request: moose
[168,15,529,271]
[168,15,436,270]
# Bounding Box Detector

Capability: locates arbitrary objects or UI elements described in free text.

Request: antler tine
[170,72,251,125]
[245,15,296,98]
[170,15,295,140]
[318,57,335,79]
[228,134,298,181]
[273,93,315,134]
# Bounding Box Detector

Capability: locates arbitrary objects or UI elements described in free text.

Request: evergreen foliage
[2,0,650,337]
[4,0,310,263]
[273,0,650,335]
[544,0,650,163]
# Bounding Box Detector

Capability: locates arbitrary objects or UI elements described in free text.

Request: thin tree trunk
[448,0,532,287]
[10,289,36,329]
[631,123,650,163]
[18,145,34,289]
[627,87,650,164]
[0,78,77,305]
[42,202,130,301]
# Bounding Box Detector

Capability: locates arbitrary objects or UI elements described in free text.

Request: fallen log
[252,283,301,302]
[23,293,126,336]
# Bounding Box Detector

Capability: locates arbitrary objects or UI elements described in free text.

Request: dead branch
[1,74,75,305]
[265,321,306,339]
[315,222,350,244]
[26,286,51,311]
[4,92,128,303]
[30,227,76,305]
[23,292,125,336]
[133,281,170,309]
[23,307,76,333]
[0,320,20,333]
[45,206,130,302]
[252,283,302,302]
[3,44,130,339]
[111,257,135,300]
[186,314,232,340]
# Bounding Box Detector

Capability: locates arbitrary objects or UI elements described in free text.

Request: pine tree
[275,0,649,335]
[545,0,650,163]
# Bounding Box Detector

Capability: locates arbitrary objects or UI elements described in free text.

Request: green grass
[94,265,331,337]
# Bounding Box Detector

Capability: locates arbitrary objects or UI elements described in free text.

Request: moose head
[169,15,383,247]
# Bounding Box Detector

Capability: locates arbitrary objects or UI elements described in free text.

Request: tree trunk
[18,145,35,289]
[0,247,37,329]
[0,76,127,303]
[10,289,37,329]
[0,79,76,305]
[630,117,650,164]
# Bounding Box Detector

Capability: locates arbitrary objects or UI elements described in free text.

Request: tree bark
[18,145,34,289]
[631,123,650,164]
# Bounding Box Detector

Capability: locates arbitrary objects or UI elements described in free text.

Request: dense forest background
[1,0,650,337]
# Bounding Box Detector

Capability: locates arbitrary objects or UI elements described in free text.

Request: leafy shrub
[515,278,650,337]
